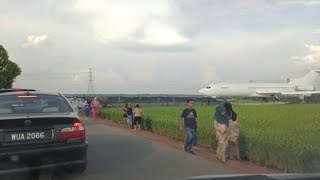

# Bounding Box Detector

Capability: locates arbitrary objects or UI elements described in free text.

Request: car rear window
[0,94,73,115]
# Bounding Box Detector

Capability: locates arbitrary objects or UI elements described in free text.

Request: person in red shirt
[91,97,101,120]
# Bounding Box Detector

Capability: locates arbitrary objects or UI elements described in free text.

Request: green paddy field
[100,104,320,173]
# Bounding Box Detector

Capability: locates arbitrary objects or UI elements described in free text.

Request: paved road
[1,120,234,180]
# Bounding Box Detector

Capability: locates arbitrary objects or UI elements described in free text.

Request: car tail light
[59,120,86,141]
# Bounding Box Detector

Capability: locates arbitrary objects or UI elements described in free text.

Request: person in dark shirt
[179,99,199,154]
[127,103,133,129]
[224,102,237,122]
[123,104,128,127]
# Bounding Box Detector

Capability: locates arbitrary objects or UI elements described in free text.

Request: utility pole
[87,68,95,94]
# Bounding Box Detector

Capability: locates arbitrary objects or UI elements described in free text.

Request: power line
[87,68,95,94]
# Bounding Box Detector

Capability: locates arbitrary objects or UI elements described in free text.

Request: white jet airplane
[199,70,320,100]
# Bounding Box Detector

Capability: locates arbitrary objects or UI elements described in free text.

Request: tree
[0,45,22,89]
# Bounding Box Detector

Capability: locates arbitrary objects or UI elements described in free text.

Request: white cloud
[258,0,320,7]
[139,22,190,46]
[293,30,320,64]
[293,53,320,64]
[71,74,80,82]
[73,0,189,46]
[182,0,320,16]
[313,28,320,35]
[274,0,320,6]
[299,0,320,6]
[293,44,320,64]
[302,53,320,63]
[305,44,320,52]
[21,35,48,48]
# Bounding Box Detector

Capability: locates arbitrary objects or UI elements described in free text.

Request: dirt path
[82,116,280,174]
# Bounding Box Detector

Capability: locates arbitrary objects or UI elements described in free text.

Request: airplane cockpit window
[206,86,211,89]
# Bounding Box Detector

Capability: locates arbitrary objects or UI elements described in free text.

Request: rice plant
[100,104,320,172]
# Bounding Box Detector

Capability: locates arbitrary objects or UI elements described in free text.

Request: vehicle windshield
[1,0,320,179]
[0,94,73,114]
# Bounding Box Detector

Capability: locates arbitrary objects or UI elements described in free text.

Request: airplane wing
[256,90,320,96]
[281,91,320,96]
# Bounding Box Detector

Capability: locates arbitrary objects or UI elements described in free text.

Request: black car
[0,89,88,173]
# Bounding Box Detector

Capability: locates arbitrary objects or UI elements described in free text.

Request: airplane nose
[199,88,205,94]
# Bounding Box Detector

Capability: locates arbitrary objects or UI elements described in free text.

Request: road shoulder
[82,116,279,174]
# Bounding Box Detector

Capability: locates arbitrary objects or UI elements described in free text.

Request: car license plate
[4,130,52,144]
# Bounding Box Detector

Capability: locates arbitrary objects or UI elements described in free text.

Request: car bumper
[0,142,88,173]
[0,160,85,175]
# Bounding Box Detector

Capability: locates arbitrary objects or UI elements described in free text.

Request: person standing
[214,106,230,163]
[84,98,91,117]
[133,104,143,131]
[127,103,133,129]
[179,99,199,155]
[123,104,128,126]
[91,97,101,120]
[224,102,240,160]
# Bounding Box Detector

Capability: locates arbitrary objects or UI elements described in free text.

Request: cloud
[71,74,80,82]
[73,0,190,47]
[291,29,320,64]
[293,53,320,64]
[139,22,190,46]
[21,35,49,48]
[119,43,193,53]
[180,0,320,17]
[305,44,320,52]
[302,53,320,63]
[293,44,320,64]
[274,0,320,6]
[313,28,320,34]
[295,0,320,6]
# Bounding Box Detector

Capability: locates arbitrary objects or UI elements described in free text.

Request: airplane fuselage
[199,83,310,98]
[199,70,320,99]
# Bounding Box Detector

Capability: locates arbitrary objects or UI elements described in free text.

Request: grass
[100,104,320,173]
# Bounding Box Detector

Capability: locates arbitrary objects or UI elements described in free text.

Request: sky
[1,0,320,94]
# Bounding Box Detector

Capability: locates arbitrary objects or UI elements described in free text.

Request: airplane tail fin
[289,70,320,86]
